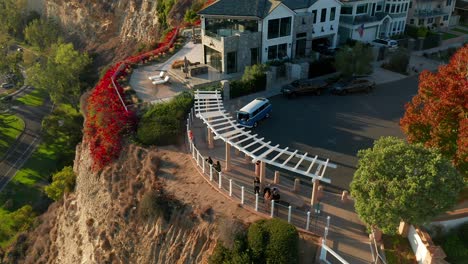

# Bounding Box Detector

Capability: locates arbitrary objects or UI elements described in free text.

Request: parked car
[371,38,398,50]
[281,79,329,97]
[330,78,375,95]
[1,83,14,89]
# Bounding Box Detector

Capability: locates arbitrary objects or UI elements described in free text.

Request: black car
[281,79,329,98]
[330,78,376,95]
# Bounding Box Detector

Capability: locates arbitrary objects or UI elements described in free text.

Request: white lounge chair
[152,75,170,85]
[148,71,165,80]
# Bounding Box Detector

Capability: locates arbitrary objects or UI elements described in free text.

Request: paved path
[0,86,51,192]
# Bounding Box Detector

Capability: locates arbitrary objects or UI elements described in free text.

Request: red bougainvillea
[84,28,179,170]
[400,45,468,175]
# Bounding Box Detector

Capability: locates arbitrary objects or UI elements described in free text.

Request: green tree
[24,18,60,50]
[27,42,91,109]
[10,205,36,232]
[335,42,373,77]
[45,166,76,201]
[351,137,463,234]
[0,0,27,36]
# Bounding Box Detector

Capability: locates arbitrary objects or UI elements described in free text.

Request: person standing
[215,161,222,172]
[253,177,260,194]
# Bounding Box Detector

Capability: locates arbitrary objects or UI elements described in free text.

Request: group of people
[206,156,221,172]
[253,177,281,205]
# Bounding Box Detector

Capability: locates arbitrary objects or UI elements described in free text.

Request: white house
[338,0,410,43]
[198,0,342,73]
[407,0,456,29]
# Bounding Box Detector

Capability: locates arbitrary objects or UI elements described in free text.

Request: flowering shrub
[84,28,179,169]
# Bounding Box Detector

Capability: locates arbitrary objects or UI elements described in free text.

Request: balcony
[413,9,449,18]
[202,30,261,52]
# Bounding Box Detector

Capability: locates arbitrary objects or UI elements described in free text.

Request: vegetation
[24,18,60,50]
[308,58,336,78]
[44,166,76,201]
[27,42,91,109]
[138,188,183,222]
[0,205,36,247]
[137,92,193,146]
[442,32,457,40]
[156,0,176,30]
[0,114,24,157]
[382,48,410,75]
[452,27,468,34]
[0,0,28,37]
[335,43,373,77]
[15,87,48,107]
[351,137,463,234]
[184,0,204,23]
[406,25,429,38]
[383,234,417,264]
[400,46,468,176]
[230,64,268,98]
[209,218,299,264]
[432,222,468,263]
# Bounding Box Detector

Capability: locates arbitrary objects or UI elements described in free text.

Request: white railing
[186,112,330,235]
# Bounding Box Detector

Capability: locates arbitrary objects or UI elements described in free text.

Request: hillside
[2,143,262,263]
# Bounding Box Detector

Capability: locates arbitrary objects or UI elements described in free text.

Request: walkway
[189,93,373,264]
[0,86,51,192]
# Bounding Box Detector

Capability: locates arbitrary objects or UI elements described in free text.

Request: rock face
[32,0,193,64]
[9,144,219,264]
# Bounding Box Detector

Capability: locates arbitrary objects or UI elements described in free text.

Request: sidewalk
[191,113,373,264]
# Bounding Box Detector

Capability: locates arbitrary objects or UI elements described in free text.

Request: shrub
[382,49,409,75]
[309,58,336,78]
[137,92,193,146]
[335,43,373,77]
[230,64,267,99]
[263,218,299,264]
[247,219,268,261]
[138,189,171,221]
[44,166,76,201]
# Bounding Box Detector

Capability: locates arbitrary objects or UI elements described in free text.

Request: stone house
[198,0,342,74]
[406,0,457,29]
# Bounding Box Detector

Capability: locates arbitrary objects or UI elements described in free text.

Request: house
[338,0,411,43]
[406,0,456,29]
[198,0,341,74]
[454,0,468,24]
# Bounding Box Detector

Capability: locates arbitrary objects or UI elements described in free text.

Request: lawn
[442,32,458,40]
[15,87,47,107]
[0,114,25,157]
[383,235,417,264]
[452,27,468,35]
[0,104,81,248]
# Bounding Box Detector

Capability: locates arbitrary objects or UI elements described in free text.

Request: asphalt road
[0,86,50,192]
[252,76,419,190]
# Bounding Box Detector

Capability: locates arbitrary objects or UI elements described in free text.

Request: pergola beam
[271,147,289,163]
[294,152,308,169]
[252,144,280,163]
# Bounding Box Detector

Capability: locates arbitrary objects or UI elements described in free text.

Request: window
[320,8,327,22]
[267,45,277,60]
[396,4,400,13]
[330,7,336,21]
[312,10,317,23]
[267,43,288,60]
[391,4,395,13]
[268,19,279,39]
[341,6,352,15]
[279,17,291,37]
[278,43,287,59]
[385,4,390,13]
[410,19,414,24]
[418,18,424,25]
[446,0,452,6]
[251,48,259,65]
[267,17,291,39]
[376,4,383,11]
[296,32,306,38]
[443,15,449,21]
[356,4,367,14]
[428,17,434,24]
[409,1,412,8]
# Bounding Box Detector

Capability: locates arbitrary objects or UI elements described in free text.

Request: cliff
[3,143,261,263]
[34,0,193,64]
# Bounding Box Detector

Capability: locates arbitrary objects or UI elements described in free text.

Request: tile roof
[199,0,311,18]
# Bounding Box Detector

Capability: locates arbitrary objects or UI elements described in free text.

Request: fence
[186,113,330,236]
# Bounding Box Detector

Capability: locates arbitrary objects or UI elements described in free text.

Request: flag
[357,24,365,38]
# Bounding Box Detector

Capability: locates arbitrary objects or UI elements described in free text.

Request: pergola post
[225,142,231,172]
[260,161,266,183]
[310,179,320,206]
[207,127,214,149]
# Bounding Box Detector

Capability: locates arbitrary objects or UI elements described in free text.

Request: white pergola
[194,90,336,186]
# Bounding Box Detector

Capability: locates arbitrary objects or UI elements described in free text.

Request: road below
[0,86,51,192]
[243,76,419,190]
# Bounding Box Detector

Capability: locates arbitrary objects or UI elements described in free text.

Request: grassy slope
[0,114,25,157]
[15,87,48,107]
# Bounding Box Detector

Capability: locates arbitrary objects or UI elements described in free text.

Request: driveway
[228,76,419,190]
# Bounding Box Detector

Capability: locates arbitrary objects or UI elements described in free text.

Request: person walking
[253,177,260,194]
